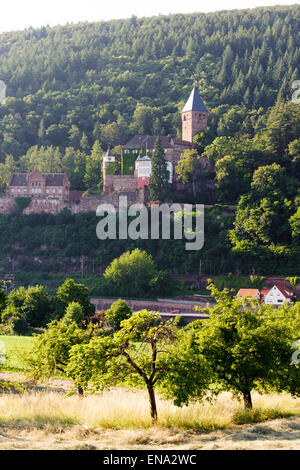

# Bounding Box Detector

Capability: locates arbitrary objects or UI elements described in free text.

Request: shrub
[8,316,29,335]
[103,249,156,297]
[105,299,132,330]
[63,302,85,326]
[13,197,32,213]
[173,315,187,327]
[55,279,95,319]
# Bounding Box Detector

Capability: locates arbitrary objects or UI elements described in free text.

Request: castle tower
[102,148,116,194]
[181,86,208,143]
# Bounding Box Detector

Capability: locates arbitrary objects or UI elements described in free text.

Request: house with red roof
[237,283,296,306]
[237,288,260,300]
[263,284,295,305]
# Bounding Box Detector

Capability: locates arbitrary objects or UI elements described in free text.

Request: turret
[181,86,208,143]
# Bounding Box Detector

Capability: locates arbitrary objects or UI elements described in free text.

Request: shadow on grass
[233,407,299,425]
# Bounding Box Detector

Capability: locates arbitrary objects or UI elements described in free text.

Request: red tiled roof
[260,288,270,297]
[10,172,66,186]
[237,289,260,298]
[123,135,171,149]
[273,284,294,299]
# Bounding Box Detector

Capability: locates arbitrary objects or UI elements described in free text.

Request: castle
[102,86,210,195]
[2,86,213,215]
[9,171,70,200]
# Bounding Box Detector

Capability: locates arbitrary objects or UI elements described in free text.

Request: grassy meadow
[0,387,300,431]
[0,386,300,449]
[1,334,300,449]
[0,335,35,370]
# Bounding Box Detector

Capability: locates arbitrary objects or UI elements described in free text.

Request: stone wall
[103,174,138,195]
[90,297,204,314]
[69,188,146,214]
[0,188,147,216]
[0,193,66,216]
[0,194,15,214]
[182,110,208,142]
[23,197,65,215]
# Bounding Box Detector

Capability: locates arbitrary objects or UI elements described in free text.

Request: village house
[262,284,295,305]
[237,284,296,306]
[237,288,261,300]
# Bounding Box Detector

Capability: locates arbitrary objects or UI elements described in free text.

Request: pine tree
[149,137,169,202]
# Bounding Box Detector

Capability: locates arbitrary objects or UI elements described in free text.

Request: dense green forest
[0,5,299,282]
[0,205,298,294]
[0,5,300,188]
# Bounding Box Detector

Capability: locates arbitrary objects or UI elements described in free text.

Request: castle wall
[0,187,147,216]
[69,190,145,214]
[103,174,138,195]
[23,198,65,215]
[0,194,16,214]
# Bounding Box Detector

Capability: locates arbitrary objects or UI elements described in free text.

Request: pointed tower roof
[182,86,208,113]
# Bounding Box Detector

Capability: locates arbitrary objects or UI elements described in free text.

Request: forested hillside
[0,5,299,190]
[0,5,299,280]
[0,202,298,291]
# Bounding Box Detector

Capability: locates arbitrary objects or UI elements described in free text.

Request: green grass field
[0,335,35,370]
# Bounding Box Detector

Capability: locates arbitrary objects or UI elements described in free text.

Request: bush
[173,315,187,327]
[63,302,85,326]
[249,276,266,290]
[13,197,32,213]
[8,316,29,335]
[105,299,132,330]
[0,323,12,335]
[103,249,156,297]
[55,278,95,319]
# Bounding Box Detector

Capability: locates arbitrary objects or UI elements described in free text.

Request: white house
[135,154,173,189]
[263,284,295,305]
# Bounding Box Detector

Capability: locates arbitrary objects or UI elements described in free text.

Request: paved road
[91,297,211,323]
[149,312,209,323]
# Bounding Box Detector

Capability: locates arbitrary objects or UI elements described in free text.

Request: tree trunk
[77,385,84,399]
[243,390,252,409]
[147,383,158,423]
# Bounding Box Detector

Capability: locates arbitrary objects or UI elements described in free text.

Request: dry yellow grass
[1,388,298,430]
[0,387,300,449]
[0,389,300,448]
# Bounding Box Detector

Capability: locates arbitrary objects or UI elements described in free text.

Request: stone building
[181,86,208,142]
[9,170,70,201]
[2,86,213,213]
[102,86,210,195]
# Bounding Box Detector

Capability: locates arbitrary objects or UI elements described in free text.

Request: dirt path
[0,417,300,450]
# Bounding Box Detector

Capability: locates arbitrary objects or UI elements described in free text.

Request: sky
[0,0,298,33]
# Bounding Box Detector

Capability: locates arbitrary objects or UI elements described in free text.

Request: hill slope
[0,5,299,161]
